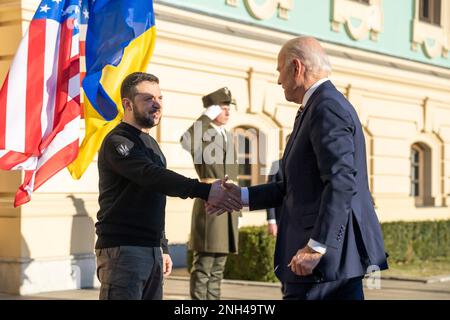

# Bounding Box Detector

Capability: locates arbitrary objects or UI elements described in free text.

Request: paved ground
[164,276,450,300]
[0,269,449,300]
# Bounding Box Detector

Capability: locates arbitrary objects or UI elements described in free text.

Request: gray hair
[283,37,332,75]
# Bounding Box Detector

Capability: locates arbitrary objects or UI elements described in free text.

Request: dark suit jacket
[266,159,283,224]
[248,81,388,283]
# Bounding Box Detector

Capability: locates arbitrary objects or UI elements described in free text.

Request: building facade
[0,0,449,294]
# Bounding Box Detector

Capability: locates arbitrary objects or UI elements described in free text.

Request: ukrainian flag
[68,0,156,179]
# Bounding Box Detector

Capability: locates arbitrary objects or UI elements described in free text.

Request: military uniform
[180,87,240,300]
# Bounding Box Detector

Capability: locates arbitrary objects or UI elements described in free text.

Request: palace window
[419,0,441,26]
[410,146,420,197]
[410,143,433,206]
[233,127,259,187]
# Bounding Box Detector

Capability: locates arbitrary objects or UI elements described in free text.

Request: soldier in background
[180,87,240,300]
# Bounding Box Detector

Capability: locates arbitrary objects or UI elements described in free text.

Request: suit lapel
[282,81,331,163]
[225,131,233,155]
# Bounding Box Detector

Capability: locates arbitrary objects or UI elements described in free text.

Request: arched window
[233,127,260,187]
[410,146,420,197]
[410,143,433,206]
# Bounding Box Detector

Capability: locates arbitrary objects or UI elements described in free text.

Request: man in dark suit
[209,37,388,300]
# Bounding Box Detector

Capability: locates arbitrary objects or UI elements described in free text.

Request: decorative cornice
[331,0,383,41]
[412,21,449,59]
[225,0,293,21]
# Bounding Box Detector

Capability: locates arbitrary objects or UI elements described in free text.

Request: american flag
[79,0,90,116]
[0,0,81,207]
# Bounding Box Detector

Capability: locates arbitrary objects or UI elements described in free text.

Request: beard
[133,107,156,129]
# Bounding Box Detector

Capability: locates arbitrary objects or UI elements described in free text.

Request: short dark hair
[120,72,159,101]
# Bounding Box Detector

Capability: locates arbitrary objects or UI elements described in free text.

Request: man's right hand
[207,178,242,214]
[203,105,223,120]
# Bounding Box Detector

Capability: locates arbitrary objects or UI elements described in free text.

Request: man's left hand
[163,253,173,277]
[288,246,324,276]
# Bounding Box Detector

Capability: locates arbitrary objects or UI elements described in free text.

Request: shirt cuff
[203,105,222,120]
[308,239,327,254]
[241,187,249,206]
[267,219,276,225]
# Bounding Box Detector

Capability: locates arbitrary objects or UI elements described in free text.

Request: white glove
[203,104,223,120]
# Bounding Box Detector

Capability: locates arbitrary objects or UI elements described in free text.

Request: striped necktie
[296,105,305,120]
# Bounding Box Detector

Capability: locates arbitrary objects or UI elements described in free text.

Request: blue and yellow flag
[68,0,156,179]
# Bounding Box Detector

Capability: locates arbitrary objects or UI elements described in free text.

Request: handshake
[206,176,243,215]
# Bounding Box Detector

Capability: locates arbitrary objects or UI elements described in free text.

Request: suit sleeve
[309,100,357,249]
[248,181,285,211]
[105,134,211,200]
[266,208,276,221]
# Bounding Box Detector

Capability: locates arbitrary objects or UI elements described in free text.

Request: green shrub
[186,226,277,282]
[224,226,277,282]
[382,220,450,264]
[187,220,450,282]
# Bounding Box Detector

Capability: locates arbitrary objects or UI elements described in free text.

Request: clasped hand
[206,177,242,215]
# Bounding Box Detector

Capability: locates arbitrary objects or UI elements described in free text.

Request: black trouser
[283,276,364,300]
[96,246,163,300]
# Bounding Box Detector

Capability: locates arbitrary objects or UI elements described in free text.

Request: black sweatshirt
[95,122,211,251]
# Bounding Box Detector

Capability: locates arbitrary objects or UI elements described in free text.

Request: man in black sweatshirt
[95,72,242,300]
